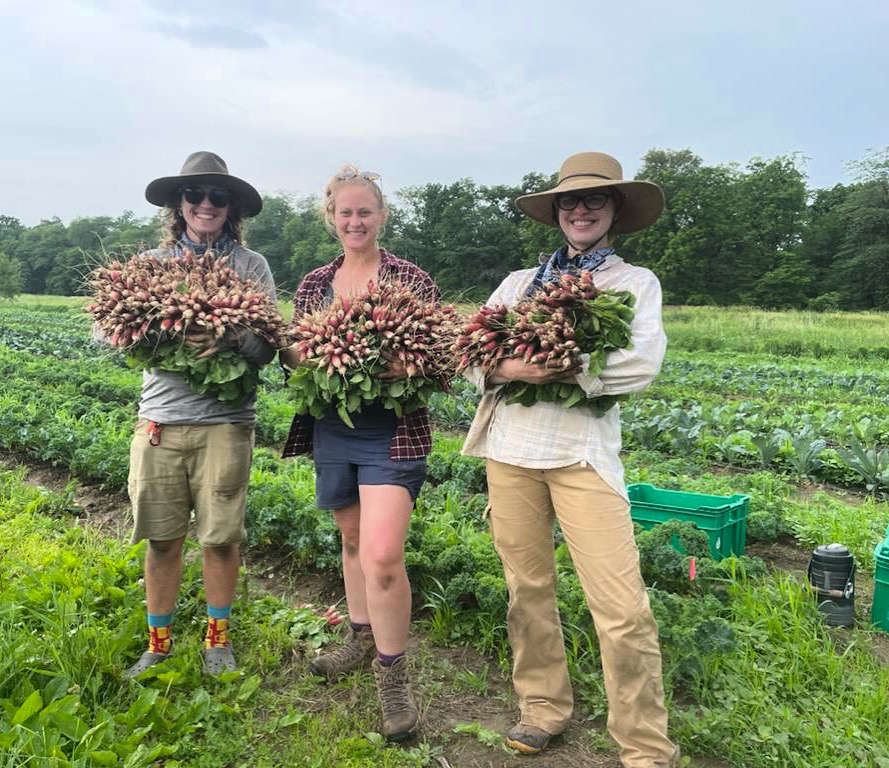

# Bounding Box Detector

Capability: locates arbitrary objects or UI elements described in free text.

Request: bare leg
[202,542,240,608]
[145,536,186,615]
[334,501,369,624]
[358,485,413,655]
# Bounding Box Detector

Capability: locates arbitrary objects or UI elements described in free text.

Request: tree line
[1,147,888,309]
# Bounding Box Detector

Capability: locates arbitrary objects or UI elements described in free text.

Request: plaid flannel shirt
[282,250,439,461]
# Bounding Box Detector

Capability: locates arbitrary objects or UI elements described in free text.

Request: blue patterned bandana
[174,231,236,257]
[527,245,615,295]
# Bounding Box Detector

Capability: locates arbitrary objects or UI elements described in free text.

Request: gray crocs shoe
[124,651,170,679]
[203,645,237,675]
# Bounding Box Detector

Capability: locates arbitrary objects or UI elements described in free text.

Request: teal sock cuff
[207,603,232,620]
[147,612,174,628]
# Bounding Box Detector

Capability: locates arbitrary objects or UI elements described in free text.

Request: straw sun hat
[145,151,263,217]
[516,152,664,234]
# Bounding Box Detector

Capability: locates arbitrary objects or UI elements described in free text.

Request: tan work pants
[486,459,676,768]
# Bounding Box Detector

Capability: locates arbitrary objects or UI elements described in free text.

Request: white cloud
[2,0,889,224]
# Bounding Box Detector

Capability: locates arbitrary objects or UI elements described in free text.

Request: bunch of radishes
[86,249,282,404]
[87,249,282,348]
[286,280,459,425]
[456,270,636,412]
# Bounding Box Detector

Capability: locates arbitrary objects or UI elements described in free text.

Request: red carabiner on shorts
[147,421,163,447]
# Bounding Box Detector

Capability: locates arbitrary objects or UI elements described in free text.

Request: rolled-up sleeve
[576,270,666,396]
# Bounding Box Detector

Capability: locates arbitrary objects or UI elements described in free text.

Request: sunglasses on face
[556,191,612,211]
[181,185,231,208]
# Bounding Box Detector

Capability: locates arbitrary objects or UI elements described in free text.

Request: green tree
[748,252,814,309]
[390,180,525,300]
[621,149,739,304]
[16,217,72,294]
[285,198,340,296]
[799,184,851,308]
[0,250,23,298]
[101,211,158,255]
[516,171,563,268]
[247,194,296,292]
[735,156,808,305]
[836,178,889,309]
[0,215,24,258]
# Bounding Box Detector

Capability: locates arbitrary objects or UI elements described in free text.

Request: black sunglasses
[181,185,232,208]
[556,191,612,211]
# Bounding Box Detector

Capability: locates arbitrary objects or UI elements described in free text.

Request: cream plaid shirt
[461,254,667,501]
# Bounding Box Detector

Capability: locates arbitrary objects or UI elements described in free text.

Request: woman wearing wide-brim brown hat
[463,152,679,767]
[146,150,264,218]
[121,151,276,683]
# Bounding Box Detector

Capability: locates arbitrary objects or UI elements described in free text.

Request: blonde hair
[158,193,246,249]
[320,163,388,238]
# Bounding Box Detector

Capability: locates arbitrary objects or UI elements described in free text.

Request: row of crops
[3,300,889,766]
[5,303,889,494]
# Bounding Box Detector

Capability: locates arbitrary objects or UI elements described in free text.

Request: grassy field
[664,305,889,359]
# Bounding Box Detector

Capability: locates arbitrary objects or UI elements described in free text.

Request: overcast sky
[2,0,887,225]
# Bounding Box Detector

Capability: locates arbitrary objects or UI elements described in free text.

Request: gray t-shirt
[137,243,278,426]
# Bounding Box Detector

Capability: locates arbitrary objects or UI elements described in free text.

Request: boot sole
[384,721,419,743]
[506,736,548,754]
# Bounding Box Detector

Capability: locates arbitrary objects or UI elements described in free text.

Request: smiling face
[180,185,231,242]
[556,190,617,252]
[333,183,387,254]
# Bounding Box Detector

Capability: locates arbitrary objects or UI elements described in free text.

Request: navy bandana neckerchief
[527,245,615,296]
[174,232,236,258]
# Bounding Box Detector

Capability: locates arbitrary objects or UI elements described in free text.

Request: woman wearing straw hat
[123,151,276,678]
[462,152,678,767]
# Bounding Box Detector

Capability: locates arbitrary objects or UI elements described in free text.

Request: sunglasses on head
[556,191,612,211]
[180,185,232,208]
[335,170,381,183]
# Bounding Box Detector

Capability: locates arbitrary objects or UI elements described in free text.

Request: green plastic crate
[871,524,889,633]
[627,483,749,560]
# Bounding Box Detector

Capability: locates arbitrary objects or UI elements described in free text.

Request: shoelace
[332,635,370,662]
[378,666,410,711]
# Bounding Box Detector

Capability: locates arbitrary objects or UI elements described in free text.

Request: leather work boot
[309,625,376,681]
[506,723,552,754]
[372,655,419,742]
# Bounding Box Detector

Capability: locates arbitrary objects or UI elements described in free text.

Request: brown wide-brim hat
[145,151,263,217]
[516,151,664,234]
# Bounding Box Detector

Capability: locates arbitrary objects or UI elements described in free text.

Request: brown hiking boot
[309,625,376,681]
[506,723,552,754]
[372,655,419,742]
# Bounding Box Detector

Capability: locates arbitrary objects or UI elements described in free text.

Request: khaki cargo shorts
[128,420,254,547]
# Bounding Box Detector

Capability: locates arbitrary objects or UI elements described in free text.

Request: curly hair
[319,163,388,238]
[158,191,246,249]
